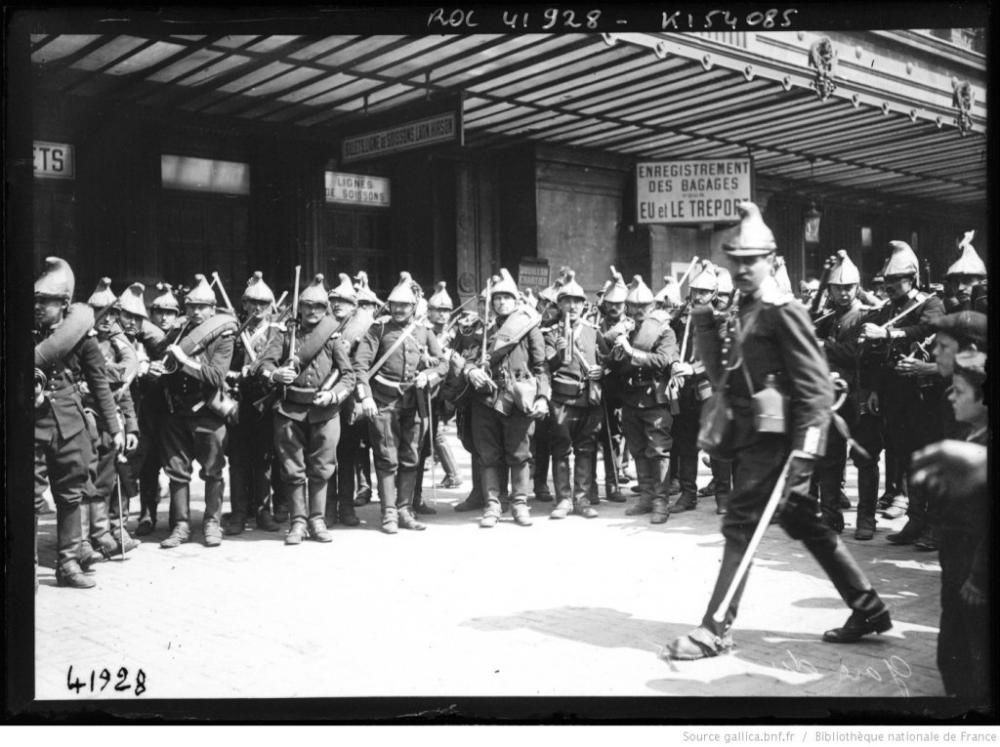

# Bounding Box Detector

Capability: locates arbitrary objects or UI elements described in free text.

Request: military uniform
[447,310,489,512]
[667,201,890,661]
[34,258,121,588]
[530,279,561,503]
[593,267,631,503]
[260,274,356,544]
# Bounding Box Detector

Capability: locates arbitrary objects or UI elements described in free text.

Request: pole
[603,400,620,494]
[115,454,128,561]
[427,387,437,509]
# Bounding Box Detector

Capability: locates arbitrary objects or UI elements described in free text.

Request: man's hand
[147,361,166,378]
[531,397,549,420]
[312,390,335,408]
[616,338,634,357]
[553,335,567,352]
[861,323,887,340]
[586,365,603,381]
[125,433,139,452]
[360,396,379,420]
[414,371,430,389]
[910,439,987,501]
[166,344,188,366]
[894,357,936,377]
[271,366,297,385]
[960,578,986,607]
[467,367,492,391]
[865,390,880,415]
[112,431,126,454]
[673,362,694,378]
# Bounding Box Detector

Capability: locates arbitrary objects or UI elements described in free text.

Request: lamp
[804,201,822,244]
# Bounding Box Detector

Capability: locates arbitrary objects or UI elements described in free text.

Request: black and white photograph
[4,1,994,725]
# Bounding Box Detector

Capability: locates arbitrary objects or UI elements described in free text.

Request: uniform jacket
[465,314,551,414]
[158,317,235,416]
[544,318,606,408]
[353,318,447,408]
[693,283,833,456]
[90,332,139,434]
[862,289,945,391]
[607,310,678,409]
[815,299,867,389]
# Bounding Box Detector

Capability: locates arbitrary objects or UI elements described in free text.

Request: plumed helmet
[715,267,734,295]
[299,273,329,305]
[946,230,987,278]
[427,280,454,310]
[723,201,777,256]
[117,282,149,319]
[328,273,358,303]
[353,271,382,306]
[772,256,793,294]
[87,277,117,310]
[625,274,654,305]
[689,260,719,292]
[603,265,629,304]
[151,282,180,311]
[556,269,586,301]
[34,256,75,300]
[827,250,861,285]
[184,274,217,305]
[387,272,418,304]
[491,268,519,297]
[881,241,919,278]
[242,271,275,303]
[654,276,682,307]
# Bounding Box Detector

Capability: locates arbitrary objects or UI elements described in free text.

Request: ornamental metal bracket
[808,37,837,100]
[952,79,974,136]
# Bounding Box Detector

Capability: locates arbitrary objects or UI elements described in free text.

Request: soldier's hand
[312,390,334,408]
[125,433,139,452]
[531,397,549,419]
[467,367,491,390]
[360,396,379,420]
[147,361,166,378]
[166,343,187,364]
[960,578,986,607]
[861,323,887,340]
[616,338,634,357]
[414,371,430,389]
[111,431,126,454]
[586,365,603,381]
[673,362,694,378]
[271,366,297,385]
[865,391,879,415]
[553,336,567,351]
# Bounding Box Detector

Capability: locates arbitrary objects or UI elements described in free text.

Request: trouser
[622,404,672,507]
[35,408,97,571]
[701,436,880,637]
[367,404,422,513]
[937,529,991,700]
[335,407,365,502]
[882,379,944,526]
[87,428,126,545]
[274,413,340,521]
[161,412,228,528]
[472,401,533,512]
[414,401,460,504]
[531,412,552,491]
[592,404,624,492]
[228,400,274,518]
[711,458,732,498]
[134,393,167,523]
[670,393,701,499]
[550,402,603,503]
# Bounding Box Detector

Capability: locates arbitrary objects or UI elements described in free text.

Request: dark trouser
[622,404,673,507]
[228,401,274,518]
[367,404,422,514]
[134,394,167,523]
[550,401,603,503]
[594,405,624,490]
[472,401,533,512]
[670,392,701,499]
[161,412,228,527]
[701,435,879,637]
[87,428,123,545]
[531,413,552,492]
[335,407,365,502]
[35,408,97,571]
[937,529,991,700]
[711,458,732,498]
[882,379,944,526]
[414,401,460,504]
[274,412,340,522]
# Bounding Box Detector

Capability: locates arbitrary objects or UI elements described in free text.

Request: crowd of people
[33,201,988,697]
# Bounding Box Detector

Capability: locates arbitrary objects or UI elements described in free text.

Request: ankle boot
[398,507,427,531]
[285,519,307,545]
[56,501,94,585]
[308,515,333,542]
[377,473,399,533]
[511,496,533,526]
[479,466,502,528]
[338,496,360,527]
[823,589,892,643]
[456,457,485,511]
[625,457,653,516]
[56,560,96,589]
[670,492,698,513]
[650,458,671,524]
[159,521,191,549]
[203,479,224,547]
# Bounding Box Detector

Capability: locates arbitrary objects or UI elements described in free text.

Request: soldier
[463,269,550,528]
[149,274,236,549]
[654,276,682,312]
[349,272,381,508]
[665,202,891,660]
[354,272,447,534]
[259,274,356,544]
[34,258,122,588]
[700,266,736,512]
[858,241,945,548]
[668,261,718,514]
[943,230,986,313]
[544,270,606,520]
[593,267,630,503]
[134,283,180,535]
[606,275,678,524]
[814,251,883,539]
[448,293,489,513]
[225,272,282,535]
[530,276,562,503]
[82,278,141,559]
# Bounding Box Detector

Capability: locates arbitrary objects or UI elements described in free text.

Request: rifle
[210,272,255,354]
[481,276,492,368]
[286,265,302,371]
[677,256,700,293]
[809,254,836,320]
[856,294,931,345]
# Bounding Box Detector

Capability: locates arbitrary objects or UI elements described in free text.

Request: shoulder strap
[178,313,238,356]
[366,319,421,380]
[291,315,340,370]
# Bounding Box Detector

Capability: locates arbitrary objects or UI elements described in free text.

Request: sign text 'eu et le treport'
[637,159,752,224]
[341,113,460,164]
[325,172,391,207]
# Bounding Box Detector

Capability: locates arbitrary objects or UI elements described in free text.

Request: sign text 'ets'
[34,141,75,179]
[324,172,390,207]
[636,159,752,224]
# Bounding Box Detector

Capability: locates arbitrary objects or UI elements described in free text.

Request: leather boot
[509,462,532,526]
[455,456,485,511]
[160,483,191,548]
[203,479,224,547]
[56,559,96,589]
[823,589,892,643]
[715,493,728,515]
[377,473,399,534]
[511,496,533,526]
[224,512,247,535]
[479,466,502,528]
[256,506,281,532]
[549,457,572,519]
[854,464,878,540]
[625,458,653,516]
[573,452,599,518]
[886,519,924,545]
[285,484,308,544]
[159,521,191,549]
[56,501,96,588]
[397,470,422,518]
[307,477,329,523]
[110,524,141,556]
[670,492,698,514]
[285,520,307,545]
[698,478,718,498]
[398,507,427,531]
[650,458,671,525]
[308,516,333,542]
[338,496,360,527]
[435,438,462,488]
[86,497,118,558]
[605,483,626,502]
[80,542,103,572]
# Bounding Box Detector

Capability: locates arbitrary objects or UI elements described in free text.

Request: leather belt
[284,385,318,405]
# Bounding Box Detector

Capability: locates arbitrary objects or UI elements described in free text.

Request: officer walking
[666,202,891,660]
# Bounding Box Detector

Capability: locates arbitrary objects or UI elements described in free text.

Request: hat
[625,274,654,305]
[827,250,861,285]
[715,267,734,295]
[299,273,329,305]
[946,230,987,277]
[772,257,793,294]
[556,269,586,301]
[655,276,683,307]
[328,273,358,303]
[387,272,418,304]
[491,268,519,297]
[34,256,75,300]
[242,271,275,303]
[603,265,628,304]
[932,310,987,350]
[87,277,117,309]
[185,274,217,305]
[427,281,454,310]
[882,241,919,277]
[723,201,777,256]
[117,282,149,319]
[151,282,180,311]
[953,349,987,387]
[689,260,719,292]
[353,271,382,306]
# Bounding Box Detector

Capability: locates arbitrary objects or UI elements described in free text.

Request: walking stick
[115,454,129,562]
[603,400,621,494]
[711,449,812,624]
[427,387,437,509]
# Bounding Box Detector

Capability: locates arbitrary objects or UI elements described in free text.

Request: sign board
[517,258,550,295]
[34,141,75,179]
[342,112,461,163]
[161,154,250,195]
[325,171,390,207]
[636,159,752,224]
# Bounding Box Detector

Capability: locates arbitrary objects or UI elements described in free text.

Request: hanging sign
[636,158,752,224]
[342,112,461,163]
[325,171,391,207]
[517,258,550,295]
[34,141,75,179]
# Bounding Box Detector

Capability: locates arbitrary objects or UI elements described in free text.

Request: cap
[151,282,180,311]
[882,241,919,278]
[387,272,418,304]
[299,274,329,305]
[34,256,75,300]
[328,273,358,303]
[827,250,861,285]
[242,271,275,303]
[427,281,454,310]
[953,349,987,386]
[625,274,654,305]
[931,310,987,349]
[723,201,777,256]
[87,277,117,309]
[117,282,149,319]
[946,230,987,277]
[185,274,217,305]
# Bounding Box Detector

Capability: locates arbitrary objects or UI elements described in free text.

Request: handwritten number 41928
[67,665,146,696]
